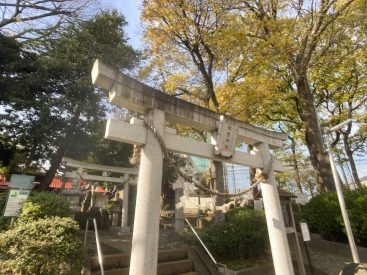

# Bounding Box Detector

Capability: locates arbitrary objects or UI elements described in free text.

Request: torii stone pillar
[172,176,185,232]
[255,142,294,275]
[129,109,165,275]
[121,181,129,230]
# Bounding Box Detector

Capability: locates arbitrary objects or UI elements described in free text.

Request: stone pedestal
[61,189,82,212]
[111,201,122,227]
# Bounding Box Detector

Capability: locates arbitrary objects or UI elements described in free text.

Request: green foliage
[303,191,343,241]
[16,192,70,225]
[303,188,367,246]
[341,188,367,246]
[1,11,140,185]
[141,0,366,193]
[0,192,10,231]
[0,192,7,213]
[181,208,268,261]
[0,166,9,176]
[0,217,83,275]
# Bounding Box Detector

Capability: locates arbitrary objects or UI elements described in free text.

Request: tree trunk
[294,74,335,192]
[38,146,65,191]
[343,134,362,188]
[290,137,303,193]
[37,109,82,191]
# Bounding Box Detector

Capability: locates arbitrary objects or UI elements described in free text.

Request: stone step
[158,259,195,275]
[158,248,188,263]
[90,248,190,272]
[92,259,196,275]
[92,267,129,275]
[90,253,130,272]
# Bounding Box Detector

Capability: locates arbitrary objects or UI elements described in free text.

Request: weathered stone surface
[105,119,285,172]
[91,59,294,275]
[63,157,138,175]
[92,59,286,149]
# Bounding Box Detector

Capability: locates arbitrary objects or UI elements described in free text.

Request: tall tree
[311,3,367,187]
[142,0,234,210]
[1,11,140,189]
[141,0,366,193]
[232,0,360,192]
[142,0,249,110]
[37,11,140,190]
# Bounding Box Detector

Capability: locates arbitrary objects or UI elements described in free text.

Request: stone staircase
[86,247,201,275]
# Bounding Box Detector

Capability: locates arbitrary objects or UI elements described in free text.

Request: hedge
[180,208,268,261]
[303,188,367,246]
[0,217,83,274]
[0,192,10,231]
[16,192,71,225]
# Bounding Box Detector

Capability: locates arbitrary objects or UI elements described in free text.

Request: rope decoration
[143,117,168,158]
[129,117,168,165]
[130,114,275,198]
[177,155,274,198]
[129,145,141,165]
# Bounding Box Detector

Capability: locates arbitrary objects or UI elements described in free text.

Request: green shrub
[303,191,344,242]
[181,208,268,261]
[0,192,7,212]
[17,192,70,225]
[342,188,367,246]
[0,191,11,231]
[0,217,83,274]
[303,188,367,246]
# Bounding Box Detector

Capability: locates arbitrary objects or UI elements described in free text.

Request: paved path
[306,247,353,275]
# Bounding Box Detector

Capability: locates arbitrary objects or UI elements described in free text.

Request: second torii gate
[92,59,295,275]
[62,157,138,230]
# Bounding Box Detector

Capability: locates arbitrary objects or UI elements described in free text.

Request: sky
[96,1,366,181]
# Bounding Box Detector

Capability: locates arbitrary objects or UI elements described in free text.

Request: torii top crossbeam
[92,60,286,149]
[62,157,138,184]
[62,157,138,175]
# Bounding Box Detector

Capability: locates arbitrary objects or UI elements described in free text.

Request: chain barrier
[132,115,275,198]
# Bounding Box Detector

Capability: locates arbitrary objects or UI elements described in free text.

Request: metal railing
[184,218,227,275]
[84,218,104,275]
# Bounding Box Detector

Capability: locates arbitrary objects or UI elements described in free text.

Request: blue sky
[97,1,366,180]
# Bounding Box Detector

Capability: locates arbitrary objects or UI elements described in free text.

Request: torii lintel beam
[62,157,138,175]
[106,119,284,172]
[92,59,286,149]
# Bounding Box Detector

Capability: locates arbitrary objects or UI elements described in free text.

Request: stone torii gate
[92,59,294,275]
[61,157,138,230]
